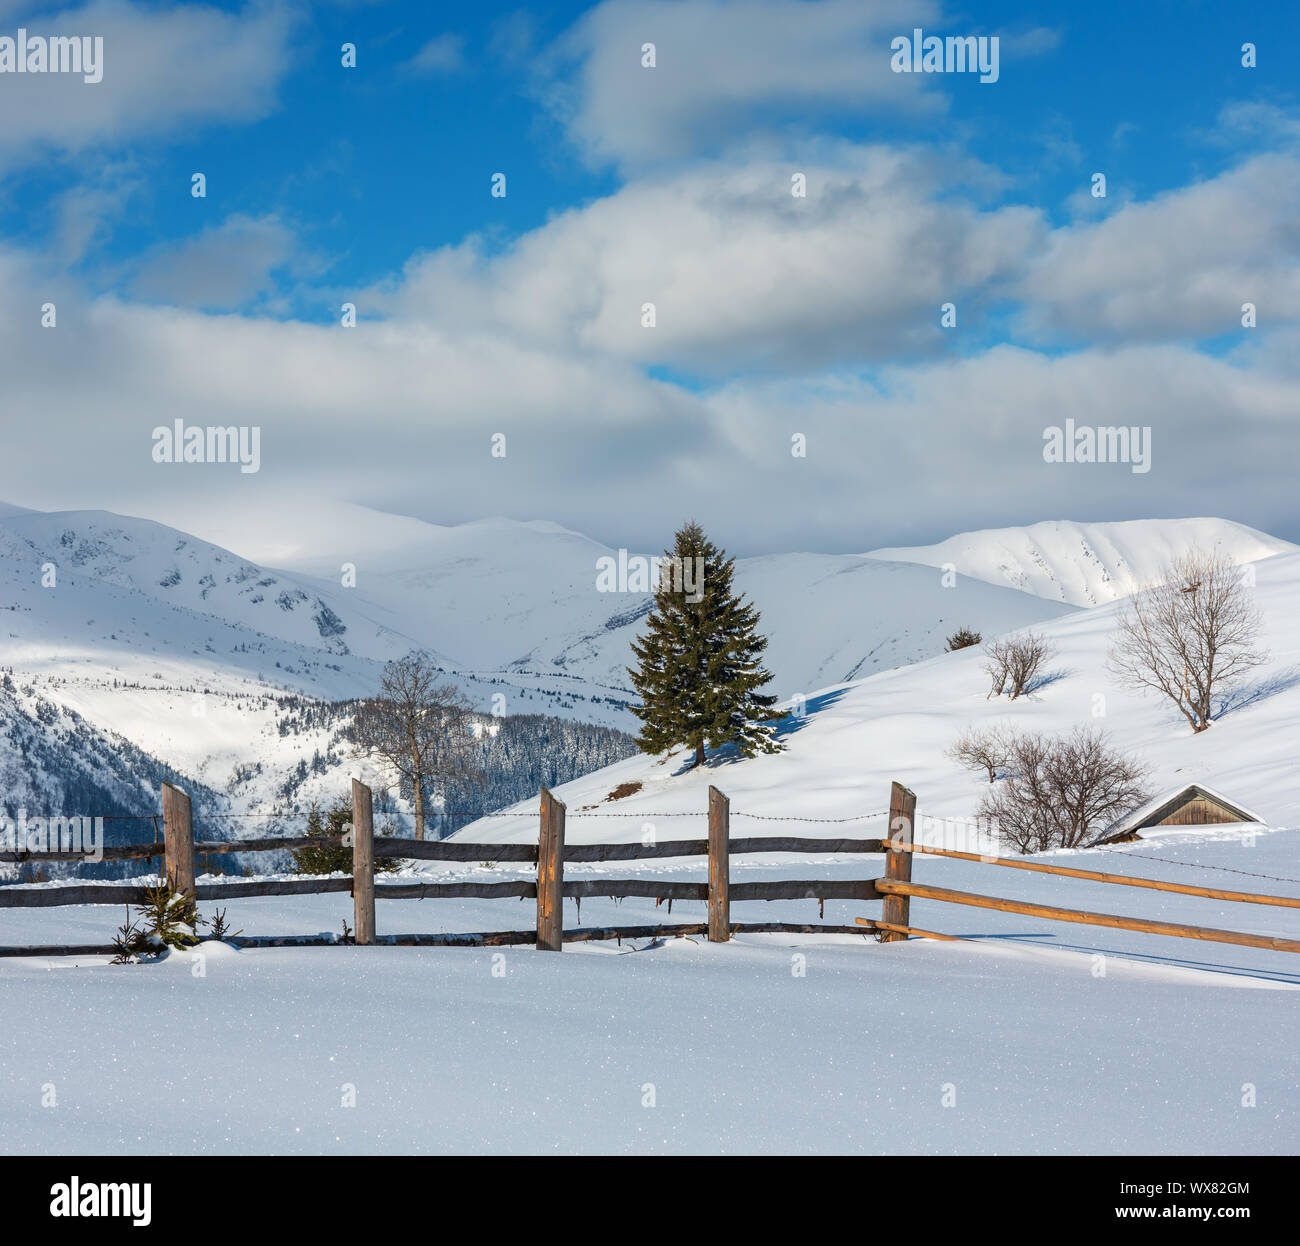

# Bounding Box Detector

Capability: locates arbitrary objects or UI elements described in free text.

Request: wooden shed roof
[1098,783,1264,841]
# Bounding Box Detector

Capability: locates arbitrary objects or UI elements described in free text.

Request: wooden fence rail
[874,879,1300,955]
[889,841,1300,909]
[9,775,1291,962]
[0,779,889,951]
[1,834,884,865]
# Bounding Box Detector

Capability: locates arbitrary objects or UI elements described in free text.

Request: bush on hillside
[984,632,1055,699]
[110,878,202,962]
[945,627,983,652]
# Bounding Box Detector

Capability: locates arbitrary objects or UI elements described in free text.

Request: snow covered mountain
[0,508,424,666]
[266,508,1078,698]
[869,518,1296,607]
[2,501,1294,855]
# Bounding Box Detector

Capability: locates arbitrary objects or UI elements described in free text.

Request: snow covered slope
[5,504,1065,722]
[870,518,1296,607]
[451,546,1300,845]
[0,507,637,840]
[2,501,1294,844]
[536,552,1073,701]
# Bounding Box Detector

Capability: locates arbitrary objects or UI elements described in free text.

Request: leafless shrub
[1107,548,1269,734]
[984,631,1055,699]
[947,724,1016,783]
[977,726,1151,853]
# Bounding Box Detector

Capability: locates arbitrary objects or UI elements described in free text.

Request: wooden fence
[5,777,1298,959]
[0,779,901,955]
[859,839,1300,955]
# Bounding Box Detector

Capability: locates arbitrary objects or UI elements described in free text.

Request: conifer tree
[628,521,781,766]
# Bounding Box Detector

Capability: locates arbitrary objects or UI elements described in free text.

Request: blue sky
[0,0,1298,557]
[7,1,1294,313]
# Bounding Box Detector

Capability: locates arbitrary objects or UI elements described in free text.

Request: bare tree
[1107,549,1268,733]
[978,727,1151,853]
[350,652,483,840]
[984,631,1054,699]
[947,724,1015,783]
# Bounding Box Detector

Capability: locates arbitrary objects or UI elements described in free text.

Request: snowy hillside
[2,501,1294,852]
[0,501,1080,729]
[0,507,639,846]
[0,508,426,664]
[451,546,1300,845]
[870,518,1297,607]
[270,505,1077,696]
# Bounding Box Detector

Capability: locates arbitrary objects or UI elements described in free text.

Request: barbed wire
[730,810,889,823]
[1097,845,1300,888]
[66,806,894,823]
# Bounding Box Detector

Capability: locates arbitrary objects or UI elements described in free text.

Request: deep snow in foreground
[2,827,1297,1155]
[3,515,1298,1153]
[0,933,1293,1156]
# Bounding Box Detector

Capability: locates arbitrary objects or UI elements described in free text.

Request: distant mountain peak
[868,518,1297,607]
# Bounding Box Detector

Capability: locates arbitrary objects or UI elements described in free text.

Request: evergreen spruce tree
[628,521,782,766]
[291,795,398,875]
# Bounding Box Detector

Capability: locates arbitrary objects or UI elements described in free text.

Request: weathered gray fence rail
[0,779,913,955]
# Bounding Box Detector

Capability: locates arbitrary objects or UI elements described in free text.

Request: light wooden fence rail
[858,834,1300,955]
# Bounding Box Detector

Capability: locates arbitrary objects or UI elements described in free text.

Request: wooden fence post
[708,786,730,942]
[351,778,375,946]
[160,782,195,894]
[537,787,565,951]
[881,781,916,942]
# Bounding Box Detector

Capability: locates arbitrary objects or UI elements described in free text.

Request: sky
[0,0,1297,561]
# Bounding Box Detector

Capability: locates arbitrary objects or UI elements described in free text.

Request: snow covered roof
[1097,783,1265,842]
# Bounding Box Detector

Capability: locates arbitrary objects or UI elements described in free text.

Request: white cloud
[50,160,140,264]
[378,145,1041,374]
[2,234,1298,556]
[697,342,1300,548]
[545,0,948,169]
[1206,101,1300,149]
[1018,153,1300,341]
[0,0,293,163]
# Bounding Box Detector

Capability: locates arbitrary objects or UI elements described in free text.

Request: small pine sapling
[109,908,149,964]
[204,905,243,942]
[109,880,201,963]
[135,879,201,952]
